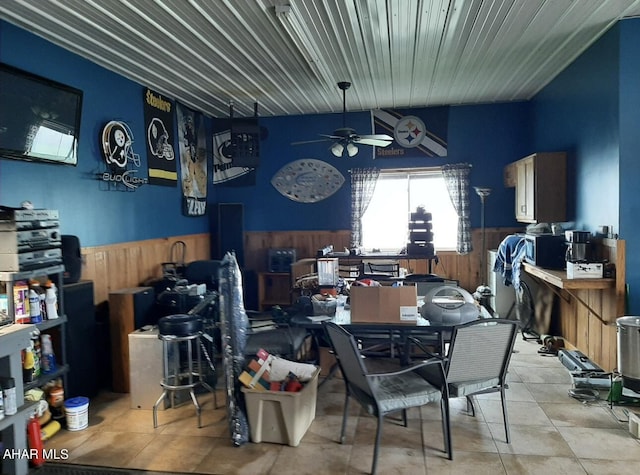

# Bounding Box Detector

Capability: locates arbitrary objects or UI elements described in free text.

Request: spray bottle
[44,280,59,319]
[40,334,57,374]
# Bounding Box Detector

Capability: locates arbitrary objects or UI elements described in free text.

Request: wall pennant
[98,120,148,191]
[143,88,177,186]
[176,103,207,217]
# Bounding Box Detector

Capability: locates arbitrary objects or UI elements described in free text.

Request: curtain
[442,163,472,254]
[350,167,380,248]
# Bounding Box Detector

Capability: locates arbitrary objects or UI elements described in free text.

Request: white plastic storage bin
[241,368,319,446]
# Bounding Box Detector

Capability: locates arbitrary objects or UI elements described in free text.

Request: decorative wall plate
[271,159,345,203]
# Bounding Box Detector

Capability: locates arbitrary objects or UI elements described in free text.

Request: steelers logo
[394,115,426,148]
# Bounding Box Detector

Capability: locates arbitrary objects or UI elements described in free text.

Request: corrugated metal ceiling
[1,0,640,118]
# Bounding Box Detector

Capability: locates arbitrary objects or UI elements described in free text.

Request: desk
[522,262,616,325]
[326,253,439,275]
[521,238,625,373]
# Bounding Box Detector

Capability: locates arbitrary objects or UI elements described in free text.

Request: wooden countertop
[522,262,615,290]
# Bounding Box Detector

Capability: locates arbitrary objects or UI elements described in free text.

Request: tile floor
[43,336,640,474]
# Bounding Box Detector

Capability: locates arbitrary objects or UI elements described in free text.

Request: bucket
[64,397,89,431]
[616,316,640,392]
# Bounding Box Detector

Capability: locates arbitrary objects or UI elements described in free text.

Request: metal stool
[153,314,215,428]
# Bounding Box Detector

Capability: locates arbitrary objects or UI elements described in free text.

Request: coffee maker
[565,231,591,262]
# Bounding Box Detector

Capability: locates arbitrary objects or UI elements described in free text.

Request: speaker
[61,235,82,284]
[211,203,244,267]
[63,281,98,398]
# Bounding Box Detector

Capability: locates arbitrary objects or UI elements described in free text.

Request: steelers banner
[143,88,177,186]
[373,107,449,158]
[176,103,207,216]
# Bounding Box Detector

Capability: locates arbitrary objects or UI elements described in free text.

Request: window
[361,168,457,252]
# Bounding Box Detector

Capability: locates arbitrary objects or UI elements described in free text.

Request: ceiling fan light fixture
[331,142,344,157]
[346,142,358,157]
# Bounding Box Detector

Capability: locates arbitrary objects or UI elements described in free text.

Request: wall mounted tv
[0,63,83,166]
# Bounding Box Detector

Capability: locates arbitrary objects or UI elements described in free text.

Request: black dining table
[290,312,454,367]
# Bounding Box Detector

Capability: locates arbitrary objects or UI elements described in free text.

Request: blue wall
[530,18,640,313]
[619,19,640,313]
[531,25,620,232]
[1,19,530,249]
[0,21,210,246]
[223,101,530,232]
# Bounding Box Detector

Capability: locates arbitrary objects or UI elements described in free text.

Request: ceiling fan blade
[291,138,334,145]
[360,134,394,141]
[355,134,394,147]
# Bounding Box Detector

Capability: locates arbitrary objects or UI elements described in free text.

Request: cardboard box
[241,367,319,446]
[350,286,418,323]
[566,262,603,279]
[291,258,316,282]
[319,346,342,379]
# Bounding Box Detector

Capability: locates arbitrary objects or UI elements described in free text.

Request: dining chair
[323,322,452,475]
[413,318,519,443]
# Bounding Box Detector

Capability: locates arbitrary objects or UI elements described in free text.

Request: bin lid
[64,396,89,409]
[616,316,640,328]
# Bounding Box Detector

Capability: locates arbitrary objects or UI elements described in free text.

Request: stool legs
[153,333,216,429]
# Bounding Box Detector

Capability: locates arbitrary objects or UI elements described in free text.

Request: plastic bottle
[30,280,47,319]
[29,288,42,323]
[45,281,59,319]
[22,346,36,382]
[31,328,42,379]
[0,383,4,420]
[47,380,65,426]
[41,334,57,374]
[1,377,17,416]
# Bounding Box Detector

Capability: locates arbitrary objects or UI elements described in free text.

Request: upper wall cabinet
[504,152,567,224]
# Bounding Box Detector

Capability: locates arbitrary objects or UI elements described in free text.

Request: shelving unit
[0,324,37,475]
[0,265,67,475]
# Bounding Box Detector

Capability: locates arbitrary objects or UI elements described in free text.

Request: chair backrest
[324,322,374,398]
[363,261,400,277]
[185,260,221,290]
[445,319,518,384]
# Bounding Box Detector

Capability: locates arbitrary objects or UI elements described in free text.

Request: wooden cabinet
[510,152,566,223]
[258,272,291,311]
[108,286,155,393]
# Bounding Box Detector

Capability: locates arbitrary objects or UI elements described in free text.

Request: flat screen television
[0,62,83,166]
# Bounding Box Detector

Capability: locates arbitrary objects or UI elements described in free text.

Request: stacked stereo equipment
[407,207,435,257]
[0,208,62,272]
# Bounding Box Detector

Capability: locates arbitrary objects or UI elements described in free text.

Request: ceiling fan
[292,81,394,157]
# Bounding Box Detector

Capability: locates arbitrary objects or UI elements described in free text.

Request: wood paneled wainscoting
[79,227,518,307]
[244,227,521,293]
[524,238,626,372]
[81,233,210,305]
